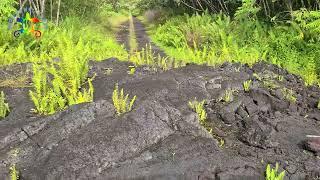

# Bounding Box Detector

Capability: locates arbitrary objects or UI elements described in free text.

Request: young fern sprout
[220,89,233,103]
[243,79,252,92]
[0,91,10,119]
[282,88,297,104]
[266,163,285,180]
[188,100,207,125]
[9,164,19,180]
[112,83,137,116]
[128,66,136,75]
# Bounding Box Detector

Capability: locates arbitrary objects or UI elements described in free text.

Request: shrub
[29,55,94,115]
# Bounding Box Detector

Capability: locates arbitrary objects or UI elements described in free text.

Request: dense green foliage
[138,0,320,20]
[0,1,128,114]
[149,2,320,85]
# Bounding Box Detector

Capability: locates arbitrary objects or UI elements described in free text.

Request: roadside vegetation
[0,0,128,114]
[144,0,320,86]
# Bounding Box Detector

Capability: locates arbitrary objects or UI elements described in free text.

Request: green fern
[243,80,252,92]
[112,83,137,116]
[266,163,285,180]
[188,100,207,125]
[293,8,320,38]
[9,164,19,180]
[29,49,94,115]
[234,0,261,21]
[0,91,10,119]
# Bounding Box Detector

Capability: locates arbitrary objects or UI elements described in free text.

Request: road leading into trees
[117,17,167,58]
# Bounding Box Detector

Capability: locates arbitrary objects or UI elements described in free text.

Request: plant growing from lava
[188,99,207,125]
[112,83,137,116]
[128,66,136,75]
[220,89,234,103]
[9,164,19,180]
[265,163,285,180]
[0,91,10,119]
[243,79,252,92]
[317,100,320,110]
[281,88,297,103]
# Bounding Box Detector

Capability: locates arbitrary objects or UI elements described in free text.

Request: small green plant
[189,99,226,147]
[112,83,137,116]
[104,68,113,75]
[220,89,234,103]
[282,88,297,103]
[317,100,320,110]
[243,80,252,92]
[9,164,19,180]
[128,66,136,75]
[277,75,284,82]
[188,99,207,125]
[263,80,280,89]
[0,91,10,119]
[253,73,262,81]
[265,163,285,180]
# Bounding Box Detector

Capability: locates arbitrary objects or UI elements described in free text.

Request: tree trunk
[40,0,46,18]
[56,0,61,26]
[30,0,41,17]
[50,0,53,21]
